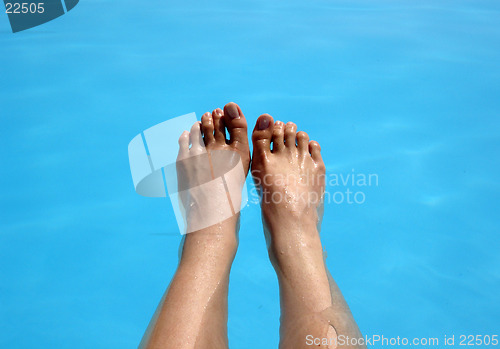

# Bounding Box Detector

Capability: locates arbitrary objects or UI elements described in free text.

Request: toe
[189,121,204,154]
[177,130,190,160]
[212,108,226,144]
[271,121,285,153]
[201,112,215,145]
[252,114,274,158]
[296,131,310,156]
[284,122,297,149]
[223,102,248,147]
[309,141,324,168]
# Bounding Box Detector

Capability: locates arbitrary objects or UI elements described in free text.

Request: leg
[251,115,365,349]
[140,103,250,349]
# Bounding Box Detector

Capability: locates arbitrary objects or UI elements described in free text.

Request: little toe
[272,121,285,153]
[177,130,190,160]
[212,108,227,144]
[223,102,248,148]
[284,122,297,149]
[296,131,310,156]
[201,112,215,145]
[252,114,274,158]
[189,121,204,154]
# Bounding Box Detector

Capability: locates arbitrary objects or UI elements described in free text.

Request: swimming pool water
[1,1,499,348]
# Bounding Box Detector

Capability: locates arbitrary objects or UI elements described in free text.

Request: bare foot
[251,114,330,309]
[251,114,364,349]
[140,103,250,349]
[176,102,250,237]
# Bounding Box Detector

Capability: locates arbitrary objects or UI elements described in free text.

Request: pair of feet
[179,103,340,342]
[141,103,363,349]
[178,102,327,288]
[178,101,326,241]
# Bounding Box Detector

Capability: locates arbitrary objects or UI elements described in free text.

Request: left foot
[176,102,250,250]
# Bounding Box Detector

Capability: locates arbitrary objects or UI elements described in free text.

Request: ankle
[267,227,324,270]
[183,232,237,257]
[265,217,322,246]
[181,219,239,265]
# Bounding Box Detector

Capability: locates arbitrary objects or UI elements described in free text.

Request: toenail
[227,105,240,119]
[215,109,223,117]
[258,117,271,130]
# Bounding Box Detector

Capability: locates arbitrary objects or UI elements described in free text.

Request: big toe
[223,102,248,147]
[252,114,274,158]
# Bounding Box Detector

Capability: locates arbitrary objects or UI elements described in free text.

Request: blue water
[1,1,499,348]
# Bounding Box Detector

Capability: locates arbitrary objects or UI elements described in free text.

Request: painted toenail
[227,105,240,119]
[258,117,270,130]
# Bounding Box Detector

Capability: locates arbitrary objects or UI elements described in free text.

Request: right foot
[250,114,332,313]
[251,115,365,349]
